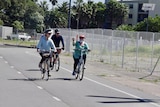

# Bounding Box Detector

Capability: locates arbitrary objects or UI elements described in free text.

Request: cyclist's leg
[73,57,79,75]
[50,52,53,67]
[83,54,86,69]
[39,53,45,68]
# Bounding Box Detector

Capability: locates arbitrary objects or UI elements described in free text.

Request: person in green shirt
[72,34,90,75]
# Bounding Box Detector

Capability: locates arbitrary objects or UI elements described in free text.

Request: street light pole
[68,0,71,28]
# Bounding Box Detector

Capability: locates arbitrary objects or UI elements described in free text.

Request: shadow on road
[25,69,40,72]
[53,77,77,81]
[86,95,156,104]
[8,78,42,81]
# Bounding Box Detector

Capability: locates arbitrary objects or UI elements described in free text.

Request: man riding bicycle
[37,29,57,76]
[72,34,90,75]
[50,29,65,67]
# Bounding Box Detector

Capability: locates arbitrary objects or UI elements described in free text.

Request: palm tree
[50,0,57,6]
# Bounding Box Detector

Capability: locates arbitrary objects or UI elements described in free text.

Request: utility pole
[68,0,71,28]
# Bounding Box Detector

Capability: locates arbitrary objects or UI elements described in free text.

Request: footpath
[60,53,160,97]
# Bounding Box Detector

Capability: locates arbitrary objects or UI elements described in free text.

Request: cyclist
[72,34,90,75]
[50,29,65,67]
[37,29,57,76]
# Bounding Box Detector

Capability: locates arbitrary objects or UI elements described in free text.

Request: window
[129,14,133,19]
[129,4,133,9]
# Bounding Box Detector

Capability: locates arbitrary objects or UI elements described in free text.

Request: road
[0,47,160,107]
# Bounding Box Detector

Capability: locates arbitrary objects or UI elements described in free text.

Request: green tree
[106,0,129,29]
[0,19,4,25]
[95,2,106,28]
[50,0,57,6]
[134,15,160,32]
[25,12,44,32]
[12,21,24,31]
[116,24,134,31]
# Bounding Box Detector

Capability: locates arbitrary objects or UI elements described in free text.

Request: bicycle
[74,49,90,81]
[39,50,52,81]
[51,47,62,72]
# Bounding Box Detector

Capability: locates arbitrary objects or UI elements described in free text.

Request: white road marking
[52,96,61,101]
[17,72,22,74]
[61,67,160,107]
[4,61,8,63]
[10,66,14,68]
[37,86,43,90]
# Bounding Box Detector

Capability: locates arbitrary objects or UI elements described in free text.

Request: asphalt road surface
[0,47,160,107]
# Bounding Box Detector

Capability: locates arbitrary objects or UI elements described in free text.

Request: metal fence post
[121,31,125,68]
[150,33,155,72]
[135,32,139,71]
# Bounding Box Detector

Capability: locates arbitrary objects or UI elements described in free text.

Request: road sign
[142,3,155,11]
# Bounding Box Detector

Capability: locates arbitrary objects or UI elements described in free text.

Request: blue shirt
[37,35,56,52]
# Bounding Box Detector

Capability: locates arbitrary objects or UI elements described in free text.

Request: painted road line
[61,66,160,107]
[52,96,61,101]
[37,86,43,90]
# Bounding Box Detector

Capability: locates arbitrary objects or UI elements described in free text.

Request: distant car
[11,33,31,41]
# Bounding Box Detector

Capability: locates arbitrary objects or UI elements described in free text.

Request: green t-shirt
[73,41,89,59]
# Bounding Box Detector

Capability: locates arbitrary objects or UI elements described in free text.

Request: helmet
[44,29,52,34]
[55,29,60,34]
[79,35,85,38]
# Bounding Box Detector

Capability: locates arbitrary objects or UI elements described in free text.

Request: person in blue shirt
[37,29,57,69]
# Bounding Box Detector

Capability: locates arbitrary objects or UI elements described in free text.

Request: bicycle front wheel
[78,60,85,81]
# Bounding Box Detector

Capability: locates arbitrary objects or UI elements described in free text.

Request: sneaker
[72,71,76,75]
[39,63,42,68]
[48,74,51,77]
[50,63,53,67]
[83,66,86,69]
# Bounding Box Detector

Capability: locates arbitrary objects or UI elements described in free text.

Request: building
[121,0,160,26]
[0,26,13,39]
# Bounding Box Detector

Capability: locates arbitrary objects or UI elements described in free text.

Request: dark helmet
[44,29,52,34]
[55,29,60,34]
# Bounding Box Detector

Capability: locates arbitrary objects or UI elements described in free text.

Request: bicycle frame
[40,51,51,81]
[51,47,61,71]
[75,49,87,81]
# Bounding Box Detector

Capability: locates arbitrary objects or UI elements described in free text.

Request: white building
[0,26,13,39]
[121,0,160,25]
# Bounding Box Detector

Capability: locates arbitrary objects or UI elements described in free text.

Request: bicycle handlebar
[73,48,91,52]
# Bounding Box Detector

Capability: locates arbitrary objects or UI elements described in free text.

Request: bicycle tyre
[79,60,84,81]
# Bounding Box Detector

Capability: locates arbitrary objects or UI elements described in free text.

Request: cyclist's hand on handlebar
[37,48,39,52]
[72,38,75,41]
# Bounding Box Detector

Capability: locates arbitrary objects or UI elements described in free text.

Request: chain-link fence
[59,28,160,73]
[1,28,160,73]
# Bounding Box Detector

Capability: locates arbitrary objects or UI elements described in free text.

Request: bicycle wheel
[54,57,60,72]
[78,60,84,81]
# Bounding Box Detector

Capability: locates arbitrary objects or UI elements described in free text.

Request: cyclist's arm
[37,36,43,51]
[60,36,65,49]
[50,39,57,53]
